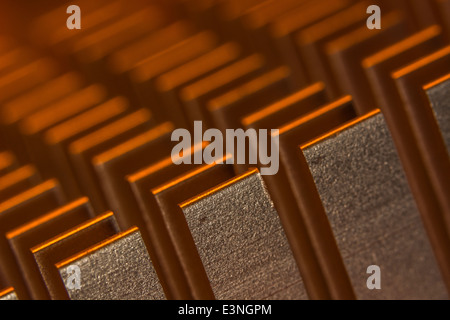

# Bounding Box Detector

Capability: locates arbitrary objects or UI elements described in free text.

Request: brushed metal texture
[426,76,450,155]
[303,112,448,299]
[32,212,120,300]
[58,229,165,300]
[7,197,94,300]
[182,170,307,300]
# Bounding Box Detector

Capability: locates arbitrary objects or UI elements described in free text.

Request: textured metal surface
[6,197,94,300]
[0,179,65,299]
[426,75,450,155]
[58,229,165,300]
[303,112,447,299]
[182,170,307,300]
[33,212,119,300]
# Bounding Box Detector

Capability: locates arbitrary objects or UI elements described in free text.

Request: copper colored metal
[269,0,350,88]
[0,165,40,202]
[274,96,358,299]
[68,109,154,213]
[240,84,329,299]
[239,0,313,70]
[19,85,108,178]
[180,54,266,128]
[32,211,119,300]
[1,72,84,126]
[242,82,327,131]
[392,46,450,236]
[425,73,450,154]
[6,198,94,300]
[0,46,34,76]
[295,1,374,98]
[0,151,17,176]
[302,111,448,299]
[0,180,65,299]
[43,96,129,199]
[131,31,219,126]
[109,21,196,75]
[208,66,293,133]
[92,122,176,296]
[127,144,208,298]
[135,156,235,299]
[438,0,450,38]
[156,42,243,130]
[326,11,411,114]
[57,228,165,300]
[179,169,307,299]
[0,72,84,162]
[73,5,168,65]
[31,0,147,55]
[362,29,450,274]
[0,58,59,104]
[93,122,174,232]
[0,0,449,301]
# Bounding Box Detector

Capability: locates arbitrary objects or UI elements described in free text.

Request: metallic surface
[33,212,119,300]
[0,179,65,299]
[180,54,265,127]
[146,157,235,299]
[6,198,94,300]
[0,165,40,202]
[58,228,165,300]
[274,96,358,299]
[0,0,449,301]
[93,122,174,231]
[208,66,292,132]
[326,11,411,114]
[181,170,307,300]
[127,145,208,299]
[392,46,450,237]
[303,112,448,299]
[426,75,450,155]
[68,108,154,213]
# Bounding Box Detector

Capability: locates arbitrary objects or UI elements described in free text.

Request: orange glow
[92,121,174,165]
[31,211,114,254]
[209,66,290,111]
[69,109,152,155]
[180,168,259,209]
[0,165,35,192]
[392,46,450,79]
[180,54,264,101]
[242,82,324,126]
[157,42,241,92]
[274,95,352,137]
[6,197,89,240]
[55,226,139,269]
[0,179,57,213]
[152,154,232,195]
[127,141,208,183]
[301,109,380,149]
[362,25,442,68]
[423,73,450,91]
[0,287,15,297]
